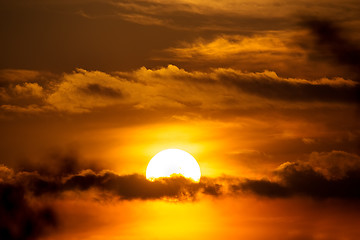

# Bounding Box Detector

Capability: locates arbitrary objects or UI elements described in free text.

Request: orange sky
[1,0,360,239]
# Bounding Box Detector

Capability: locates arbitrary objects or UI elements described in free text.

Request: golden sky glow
[0,0,360,239]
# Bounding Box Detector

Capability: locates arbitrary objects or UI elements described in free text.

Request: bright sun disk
[146,149,201,182]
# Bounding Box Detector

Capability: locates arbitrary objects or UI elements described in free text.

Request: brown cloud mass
[1,149,360,239]
[0,183,57,240]
[1,150,360,201]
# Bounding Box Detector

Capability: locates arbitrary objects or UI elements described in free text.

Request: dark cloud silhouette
[5,169,212,200]
[1,155,360,239]
[1,150,360,240]
[235,179,290,198]
[3,153,360,202]
[301,18,360,75]
[63,172,203,200]
[0,167,213,239]
[282,163,360,198]
[299,18,360,105]
[0,183,57,240]
[202,183,222,196]
[234,162,360,199]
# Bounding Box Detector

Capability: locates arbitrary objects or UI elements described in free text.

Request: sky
[1,0,360,239]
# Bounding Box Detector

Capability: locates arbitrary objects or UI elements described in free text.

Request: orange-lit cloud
[164,33,296,59]
[1,65,357,114]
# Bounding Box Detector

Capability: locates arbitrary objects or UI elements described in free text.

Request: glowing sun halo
[146,149,201,182]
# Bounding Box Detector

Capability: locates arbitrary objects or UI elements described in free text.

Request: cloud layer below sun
[1,149,360,201]
[2,148,360,239]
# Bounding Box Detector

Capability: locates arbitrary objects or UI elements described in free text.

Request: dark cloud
[235,179,290,198]
[0,166,214,239]
[18,149,103,178]
[0,149,359,240]
[221,72,358,103]
[301,18,360,75]
[307,151,360,180]
[202,183,222,196]
[235,160,360,199]
[279,163,360,199]
[3,150,360,202]
[0,183,57,240]
[65,172,203,200]
[80,83,123,98]
[299,18,360,106]
[1,168,213,200]
[0,152,360,239]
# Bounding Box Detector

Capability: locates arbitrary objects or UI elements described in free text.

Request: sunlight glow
[146,149,201,182]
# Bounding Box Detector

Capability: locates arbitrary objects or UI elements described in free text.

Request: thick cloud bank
[1,150,360,239]
[1,151,360,202]
[0,183,57,240]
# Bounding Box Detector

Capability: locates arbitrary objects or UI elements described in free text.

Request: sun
[146,149,201,182]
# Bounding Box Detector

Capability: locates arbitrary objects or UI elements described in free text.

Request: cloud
[300,18,360,75]
[217,69,357,103]
[234,179,290,198]
[307,150,360,180]
[235,151,360,199]
[295,17,360,101]
[0,69,42,84]
[159,24,360,79]
[0,150,359,239]
[0,69,55,113]
[17,149,104,178]
[164,34,298,60]
[46,69,127,112]
[159,33,318,77]
[300,18,360,108]
[2,0,360,76]
[302,138,315,144]
[108,0,360,31]
[13,83,43,98]
[1,65,358,114]
[0,104,45,113]
[64,172,204,200]
[5,0,357,33]
[0,165,14,183]
[0,183,57,240]
[46,66,358,111]
[107,0,294,31]
[277,161,360,199]
[1,151,360,202]
[0,165,219,201]
[79,83,123,98]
